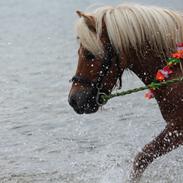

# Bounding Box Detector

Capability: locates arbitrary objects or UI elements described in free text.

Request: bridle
[71,44,122,105]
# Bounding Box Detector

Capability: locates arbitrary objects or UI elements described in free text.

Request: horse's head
[68,11,124,114]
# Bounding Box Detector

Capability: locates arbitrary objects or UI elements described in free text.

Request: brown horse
[68,4,183,182]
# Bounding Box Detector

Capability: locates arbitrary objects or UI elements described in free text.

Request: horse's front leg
[130,123,183,182]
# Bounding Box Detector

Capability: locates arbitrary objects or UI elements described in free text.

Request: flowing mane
[75,4,183,57]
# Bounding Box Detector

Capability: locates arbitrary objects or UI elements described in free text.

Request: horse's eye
[85,51,95,60]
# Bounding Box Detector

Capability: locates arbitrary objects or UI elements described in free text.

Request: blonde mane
[75,4,183,57]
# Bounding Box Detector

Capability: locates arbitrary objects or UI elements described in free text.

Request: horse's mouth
[68,91,100,114]
[72,102,99,114]
[68,87,110,114]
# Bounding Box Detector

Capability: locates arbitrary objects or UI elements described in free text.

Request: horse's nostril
[68,95,77,108]
[68,91,99,114]
[68,94,85,114]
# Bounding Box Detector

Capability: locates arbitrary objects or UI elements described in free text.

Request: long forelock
[75,18,104,57]
[75,4,183,57]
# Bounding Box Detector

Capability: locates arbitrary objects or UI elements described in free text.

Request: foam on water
[100,167,130,183]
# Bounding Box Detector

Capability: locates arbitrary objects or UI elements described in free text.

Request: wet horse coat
[68,4,183,181]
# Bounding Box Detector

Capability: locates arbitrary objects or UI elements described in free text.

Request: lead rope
[116,54,122,89]
[101,77,183,104]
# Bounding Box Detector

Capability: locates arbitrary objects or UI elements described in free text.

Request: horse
[68,3,183,182]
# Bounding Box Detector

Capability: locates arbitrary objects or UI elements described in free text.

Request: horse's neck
[126,49,166,85]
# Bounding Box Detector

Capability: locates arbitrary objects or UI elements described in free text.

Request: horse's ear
[76,10,96,32]
[76,10,83,17]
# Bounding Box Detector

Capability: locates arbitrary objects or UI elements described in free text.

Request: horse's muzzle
[68,90,99,114]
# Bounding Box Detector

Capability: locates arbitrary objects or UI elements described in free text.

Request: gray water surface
[0,0,183,183]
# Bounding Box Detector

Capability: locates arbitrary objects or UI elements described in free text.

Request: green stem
[102,77,183,103]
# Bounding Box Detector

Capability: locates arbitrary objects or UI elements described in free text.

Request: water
[0,0,183,182]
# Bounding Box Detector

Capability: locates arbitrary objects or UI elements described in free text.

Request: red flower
[156,71,165,81]
[176,42,183,47]
[163,66,173,74]
[172,50,183,59]
[172,53,181,59]
[145,89,155,99]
